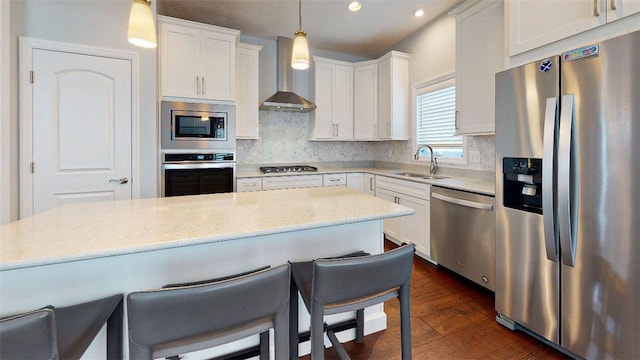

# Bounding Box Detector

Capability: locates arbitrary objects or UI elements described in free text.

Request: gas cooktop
[259,165,318,174]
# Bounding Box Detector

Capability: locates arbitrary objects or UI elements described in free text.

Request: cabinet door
[354,64,378,139]
[377,53,410,140]
[363,174,376,196]
[377,57,392,139]
[346,173,364,192]
[607,0,640,21]
[312,61,335,138]
[200,30,235,101]
[399,195,430,259]
[333,65,354,139]
[508,0,606,55]
[160,23,200,98]
[236,44,261,139]
[375,188,400,241]
[456,0,503,135]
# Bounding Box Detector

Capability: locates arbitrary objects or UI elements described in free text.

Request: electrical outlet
[469,151,480,164]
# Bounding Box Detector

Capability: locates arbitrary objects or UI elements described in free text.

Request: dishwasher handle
[432,193,493,211]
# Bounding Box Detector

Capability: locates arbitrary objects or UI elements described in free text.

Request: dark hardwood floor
[301,240,569,359]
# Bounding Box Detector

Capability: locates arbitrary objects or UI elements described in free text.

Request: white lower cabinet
[236,177,262,192]
[346,173,364,192]
[363,174,376,196]
[375,176,433,262]
[323,173,347,186]
[262,175,323,191]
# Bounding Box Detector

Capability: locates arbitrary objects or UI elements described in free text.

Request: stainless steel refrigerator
[495,30,639,359]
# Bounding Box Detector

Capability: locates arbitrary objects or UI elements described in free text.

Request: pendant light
[127,0,157,48]
[291,0,310,70]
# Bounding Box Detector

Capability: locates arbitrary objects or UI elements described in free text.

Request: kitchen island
[0,186,413,358]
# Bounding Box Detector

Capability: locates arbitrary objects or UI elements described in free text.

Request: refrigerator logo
[562,45,599,62]
[540,59,553,73]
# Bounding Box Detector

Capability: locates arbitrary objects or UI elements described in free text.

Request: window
[414,75,464,162]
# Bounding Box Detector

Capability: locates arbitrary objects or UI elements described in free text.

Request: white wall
[394,14,457,86]
[7,0,158,221]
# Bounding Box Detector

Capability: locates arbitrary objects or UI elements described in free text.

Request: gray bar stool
[289,244,415,360]
[127,264,291,359]
[0,308,58,359]
[0,294,124,359]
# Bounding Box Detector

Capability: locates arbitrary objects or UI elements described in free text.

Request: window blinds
[416,85,462,148]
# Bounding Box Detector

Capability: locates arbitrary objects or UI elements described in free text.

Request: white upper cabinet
[507,0,640,55]
[159,16,239,101]
[453,0,504,135]
[354,62,378,140]
[310,51,410,141]
[377,51,410,140]
[236,43,262,139]
[310,57,354,140]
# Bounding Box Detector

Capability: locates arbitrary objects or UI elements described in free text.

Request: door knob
[109,177,129,184]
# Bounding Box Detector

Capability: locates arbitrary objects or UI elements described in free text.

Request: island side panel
[0,219,385,359]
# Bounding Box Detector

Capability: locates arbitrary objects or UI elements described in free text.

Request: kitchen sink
[393,172,449,180]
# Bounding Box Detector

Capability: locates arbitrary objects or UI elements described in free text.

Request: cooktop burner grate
[259,165,318,174]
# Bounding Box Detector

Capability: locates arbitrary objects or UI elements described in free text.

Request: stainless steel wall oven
[161,153,235,197]
[161,101,236,150]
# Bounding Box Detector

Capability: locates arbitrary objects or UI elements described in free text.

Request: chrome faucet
[414,145,439,175]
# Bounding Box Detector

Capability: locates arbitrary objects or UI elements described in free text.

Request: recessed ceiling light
[413,8,425,17]
[348,1,362,12]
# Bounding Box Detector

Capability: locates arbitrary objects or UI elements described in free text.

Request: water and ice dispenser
[502,157,543,214]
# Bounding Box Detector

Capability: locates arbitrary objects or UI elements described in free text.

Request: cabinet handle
[196,76,200,95]
[455,110,459,130]
[611,0,616,10]
[202,77,206,95]
[336,124,339,137]
[369,178,374,191]
[593,0,600,16]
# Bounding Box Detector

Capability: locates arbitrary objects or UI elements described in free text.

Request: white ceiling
[157,0,462,58]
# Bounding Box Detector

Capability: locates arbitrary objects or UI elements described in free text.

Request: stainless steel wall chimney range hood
[260,37,316,113]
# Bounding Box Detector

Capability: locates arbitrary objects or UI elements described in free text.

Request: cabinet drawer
[262,175,323,191]
[376,175,430,200]
[236,178,262,192]
[323,173,347,186]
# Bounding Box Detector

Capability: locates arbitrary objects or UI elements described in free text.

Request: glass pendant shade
[291,31,310,70]
[128,0,157,48]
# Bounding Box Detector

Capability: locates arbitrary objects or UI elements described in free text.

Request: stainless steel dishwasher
[430,186,495,291]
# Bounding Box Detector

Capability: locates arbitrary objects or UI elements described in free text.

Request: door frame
[19,37,140,218]
[0,0,9,224]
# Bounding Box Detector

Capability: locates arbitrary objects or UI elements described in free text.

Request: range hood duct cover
[260,37,316,113]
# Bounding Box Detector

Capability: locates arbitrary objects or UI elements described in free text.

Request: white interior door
[31,49,132,215]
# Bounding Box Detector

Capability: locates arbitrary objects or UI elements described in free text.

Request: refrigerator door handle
[558,94,577,267]
[542,97,558,262]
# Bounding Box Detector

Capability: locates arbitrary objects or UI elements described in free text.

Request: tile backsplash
[237,111,495,172]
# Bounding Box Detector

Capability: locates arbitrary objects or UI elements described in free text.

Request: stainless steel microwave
[161,101,236,150]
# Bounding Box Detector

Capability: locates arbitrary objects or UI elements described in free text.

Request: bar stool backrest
[127,264,290,359]
[312,244,415,307]
[0,308,58,359]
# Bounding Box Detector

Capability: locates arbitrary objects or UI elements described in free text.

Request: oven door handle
[163,163,236,170]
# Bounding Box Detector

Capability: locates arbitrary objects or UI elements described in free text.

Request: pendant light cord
[298,0,302,31]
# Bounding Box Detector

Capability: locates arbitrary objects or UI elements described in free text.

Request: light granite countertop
[237,166,495,196]
[0,187,413,271]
